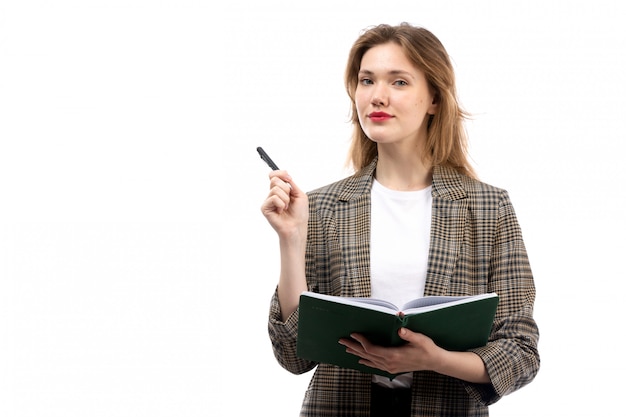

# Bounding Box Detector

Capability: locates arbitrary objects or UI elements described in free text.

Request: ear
[428,92,439,115]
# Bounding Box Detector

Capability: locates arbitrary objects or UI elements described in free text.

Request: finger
[346,334,380,358]
[398,328,430,345]
[349,333,372,349]
[398,327,414,342]
[268,170,305,196]
[272,180,297,211]
[337,335,365,354]
[261,194,288,215]
[268,170,292,188]
[269,176,293,197]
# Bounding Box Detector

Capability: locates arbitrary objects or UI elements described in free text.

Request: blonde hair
[344,23,476,179]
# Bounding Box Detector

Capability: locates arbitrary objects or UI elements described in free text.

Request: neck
[375,146,433,191]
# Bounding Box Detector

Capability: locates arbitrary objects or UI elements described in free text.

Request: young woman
[261,23,539,417]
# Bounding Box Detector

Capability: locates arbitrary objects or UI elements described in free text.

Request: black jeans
[370,384,411,417]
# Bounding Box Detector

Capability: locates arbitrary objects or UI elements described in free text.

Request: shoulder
[433,165,512,208]
[308,175,353,200]
[307,162,376,208]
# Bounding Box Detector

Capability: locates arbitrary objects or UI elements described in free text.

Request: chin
[367,136,395,145]
[364,131,390,142]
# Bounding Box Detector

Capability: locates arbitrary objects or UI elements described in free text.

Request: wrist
[279,227,307,252]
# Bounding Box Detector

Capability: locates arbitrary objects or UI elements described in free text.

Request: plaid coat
[268,160,540,416]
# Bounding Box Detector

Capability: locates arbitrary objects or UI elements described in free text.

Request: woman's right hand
[260,170,309,240]
[261,170,309,320]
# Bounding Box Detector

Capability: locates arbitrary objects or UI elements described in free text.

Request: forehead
[359,42,416,73]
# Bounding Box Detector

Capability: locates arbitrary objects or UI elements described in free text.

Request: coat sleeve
[267,191,324,375]
[267,290,318,375]
[465,189,540,405]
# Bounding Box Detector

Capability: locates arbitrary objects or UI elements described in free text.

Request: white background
[1,0,624,415]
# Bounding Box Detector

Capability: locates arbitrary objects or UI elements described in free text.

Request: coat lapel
[425,165,468,296]
[336,163,376,298]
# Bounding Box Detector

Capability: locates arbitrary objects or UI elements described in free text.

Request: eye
[359,78,374,86]
[393,80,408,86]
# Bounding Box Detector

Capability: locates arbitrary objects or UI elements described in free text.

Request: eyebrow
[358,69,416,79]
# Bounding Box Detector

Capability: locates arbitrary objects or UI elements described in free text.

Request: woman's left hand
[339,328,442,375]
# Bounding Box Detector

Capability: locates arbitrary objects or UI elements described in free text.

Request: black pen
[257,147,280,171]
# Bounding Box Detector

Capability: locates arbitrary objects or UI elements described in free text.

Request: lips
[368,112,392,122]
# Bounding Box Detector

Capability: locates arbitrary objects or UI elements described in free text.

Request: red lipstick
[368,112,392,122]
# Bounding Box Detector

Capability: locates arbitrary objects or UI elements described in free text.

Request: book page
[300,291,498,316]
[401,293,498,314]
[301,292,400,314]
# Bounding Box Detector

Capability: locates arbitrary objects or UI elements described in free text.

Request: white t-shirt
[370,179,432,388]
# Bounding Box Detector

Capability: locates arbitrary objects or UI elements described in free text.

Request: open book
[296,291,499,378]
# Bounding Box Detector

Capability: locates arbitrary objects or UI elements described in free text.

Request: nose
[371,85,388,106]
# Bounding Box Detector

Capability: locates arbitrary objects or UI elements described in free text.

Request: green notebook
[296,291,499,379]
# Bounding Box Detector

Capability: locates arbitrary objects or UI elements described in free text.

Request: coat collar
[338,158,468,201]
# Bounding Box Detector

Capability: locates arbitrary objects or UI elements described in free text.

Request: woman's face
[355,42,437,148]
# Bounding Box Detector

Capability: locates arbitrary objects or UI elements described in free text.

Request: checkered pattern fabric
[268,160,539,416]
